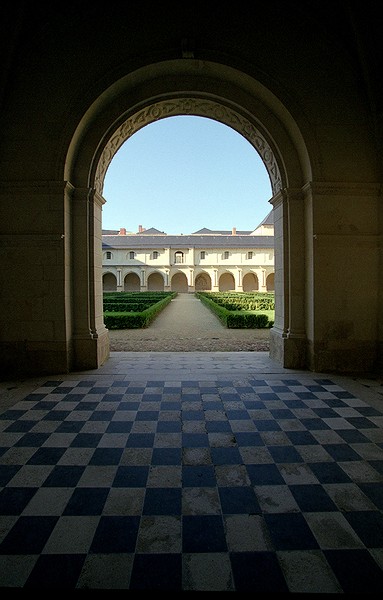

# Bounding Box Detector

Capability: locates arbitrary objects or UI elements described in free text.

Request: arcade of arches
[0,3,381,379]
[103,270,275,293]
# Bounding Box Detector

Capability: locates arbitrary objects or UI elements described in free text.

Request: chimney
[119,227,126,235]
[232,227,236,235]
[138,225,143,233]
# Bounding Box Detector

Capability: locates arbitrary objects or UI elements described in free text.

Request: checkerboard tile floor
[1,374,383,591]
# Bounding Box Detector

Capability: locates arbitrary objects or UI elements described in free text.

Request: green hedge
[200,291,275,311]
[103,302,160,312]
[196,291,274,329]
[103,291,177,329]
[226,312,270,328]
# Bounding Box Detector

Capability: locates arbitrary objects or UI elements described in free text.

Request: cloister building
[102,212,275,294]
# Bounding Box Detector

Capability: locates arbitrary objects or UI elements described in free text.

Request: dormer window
[106,251,112,260]
[152,251,159,259]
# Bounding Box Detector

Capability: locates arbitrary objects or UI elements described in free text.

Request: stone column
[72,185,109,370]
[260,269,267,292]
[237,268,243,291]
[212,268,219,291]
[188,268,195,292]
[140,268,147,291]
[164,269,170,291]
[0,181,75,376]
[117,268,123,292]
[269,188,306,369]
[304,181,380,373]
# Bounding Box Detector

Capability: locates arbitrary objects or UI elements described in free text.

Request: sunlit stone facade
[102,213,275,293]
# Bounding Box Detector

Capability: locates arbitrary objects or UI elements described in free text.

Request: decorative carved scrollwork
[95,98,282,195]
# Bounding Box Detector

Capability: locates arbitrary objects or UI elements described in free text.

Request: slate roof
[256,210,274,227]
[101,211,274,249]
[138,227,166,235]
[102,234,274,249]
[192,228,252,235]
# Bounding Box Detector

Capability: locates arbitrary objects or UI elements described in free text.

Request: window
[200,251,206,260]
[174,251,184,264]
[106,251,112,260]
[129,251,135,259]
[223,251,229,259]
[152,251,159,259]
[247,251,253,259]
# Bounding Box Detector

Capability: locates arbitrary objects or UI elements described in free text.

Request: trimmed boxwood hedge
[103,291,177,329]
[195,291,274,329]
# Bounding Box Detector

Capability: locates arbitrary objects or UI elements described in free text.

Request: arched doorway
[124,272,140,291]
[171,272,188,292]
[195,272,212,291]
[243,272,259,292]
[147,272,164,291]
[103,272,117,292]
[219,272,235,291]
[67,59,311,372]
[266,273,275,292]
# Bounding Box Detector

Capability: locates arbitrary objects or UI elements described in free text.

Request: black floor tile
[219,486,261,514]
[143,488,182,515]
[264,513,319,550]
[230,551,289,592]
[90,516,140,553]
[324,549,383,594]
[0,516,59,554]
[182,515,227,552]
[24,554,86,589]
[130,553,182,590]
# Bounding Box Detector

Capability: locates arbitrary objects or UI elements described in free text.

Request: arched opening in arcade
[67,60,310,371]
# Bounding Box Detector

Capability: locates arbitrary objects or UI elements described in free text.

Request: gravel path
[108,293,271,352]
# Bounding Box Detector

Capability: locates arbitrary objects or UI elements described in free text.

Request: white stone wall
[102,245,275,293]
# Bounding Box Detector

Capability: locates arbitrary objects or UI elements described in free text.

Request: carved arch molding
[95,98,282,196]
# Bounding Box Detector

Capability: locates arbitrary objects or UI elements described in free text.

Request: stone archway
[147,272,165,291]
[103,272,117,292]
[219,272,235,291]
[266,273,275,292]
[91,100,296,366]
[124,272,140,291]
[243,272,259,292]
[171,272,188,292]
[67,59,311,371]
[94,98,283,199]
[195,272,212,291]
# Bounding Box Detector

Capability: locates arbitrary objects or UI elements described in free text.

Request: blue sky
[102,116,272,234]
